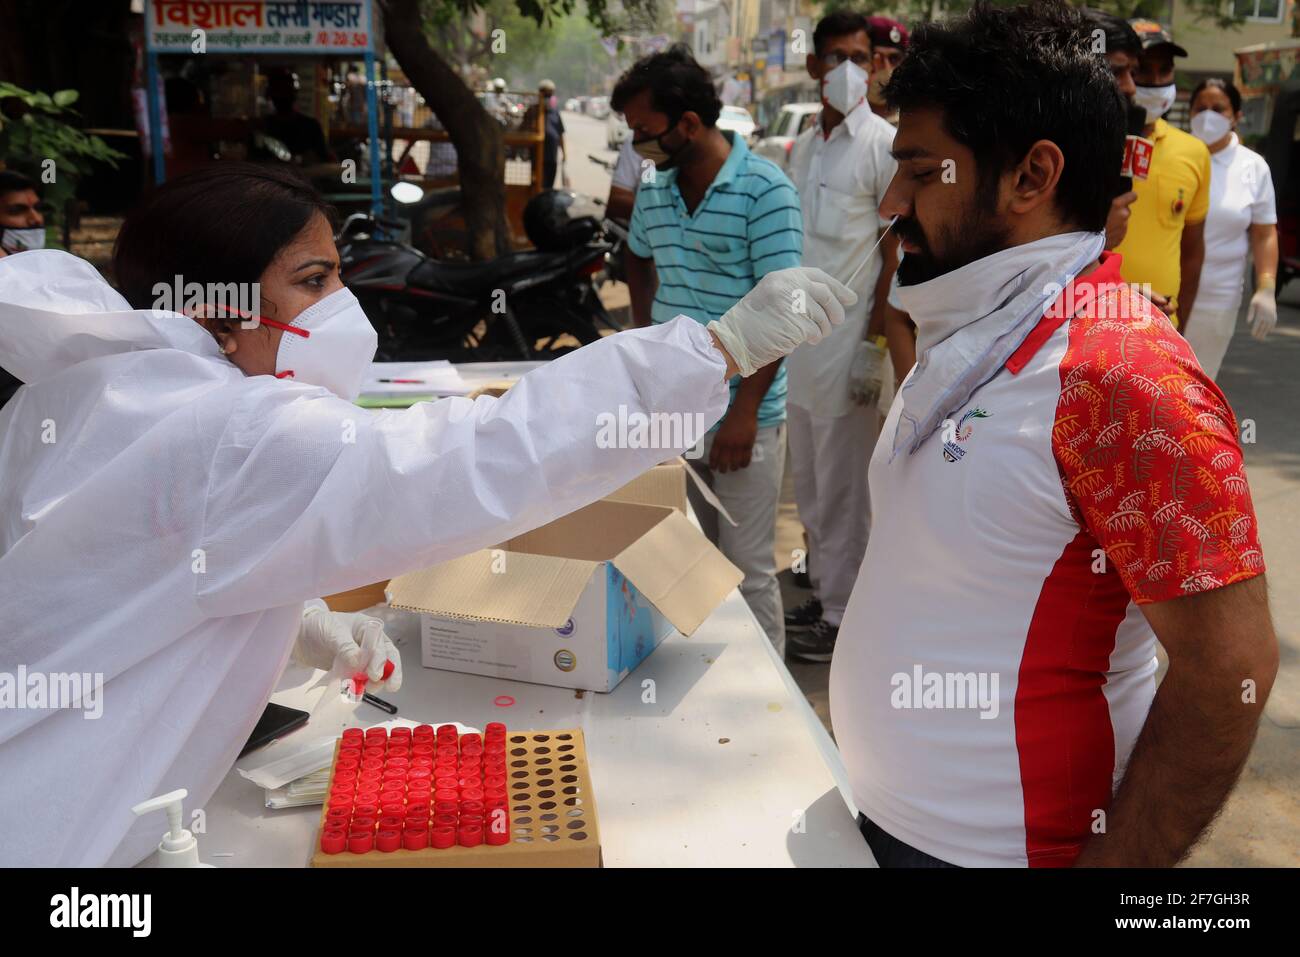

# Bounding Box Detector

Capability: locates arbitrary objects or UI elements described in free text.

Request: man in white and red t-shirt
[830,2,1278,868]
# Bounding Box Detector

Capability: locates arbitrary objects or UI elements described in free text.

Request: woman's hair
[113,163,335,310]
[1190,78,1243,115]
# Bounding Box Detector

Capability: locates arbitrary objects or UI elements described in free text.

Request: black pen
[362,692,398,715]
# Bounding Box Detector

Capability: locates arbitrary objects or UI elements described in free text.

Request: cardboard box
[466,380,517,400]
[324,580,390,612]
[605,460,688,514]
[387,498,742,692]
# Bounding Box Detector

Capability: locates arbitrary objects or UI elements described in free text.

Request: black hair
[885,0,1125,233]
[611,44,722,128]
[1191,77,1243,114]
[1079,8,1141,57]
[0,169,38,196]
[813,10,871,56]
[113,162,335,311]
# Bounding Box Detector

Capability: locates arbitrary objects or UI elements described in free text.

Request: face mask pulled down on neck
[264,287,378,401]
[1190,109,1232,145]
[1133,83,1176,125]
[0,227,46,254]
[822,59,869,116]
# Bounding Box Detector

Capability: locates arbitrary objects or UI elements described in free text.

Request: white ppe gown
[0,251,728,866]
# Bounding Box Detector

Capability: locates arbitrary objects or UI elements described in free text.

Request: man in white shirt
[784,11,900,663]
[606,138,644,222]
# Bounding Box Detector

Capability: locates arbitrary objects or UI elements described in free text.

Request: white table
[204,586,876,867]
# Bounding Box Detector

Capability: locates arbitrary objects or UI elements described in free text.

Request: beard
[895,194,1013,286]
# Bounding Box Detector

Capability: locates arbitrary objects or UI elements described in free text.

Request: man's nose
[879,173,909,222]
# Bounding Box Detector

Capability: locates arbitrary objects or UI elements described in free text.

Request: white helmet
[492,77,506,92]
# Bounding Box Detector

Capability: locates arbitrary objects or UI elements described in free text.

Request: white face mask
[1133,84,1176,125]
[1191,109,1232,145]
[1,227,45,253]
[822,59,869,116]
[271,287,377,401]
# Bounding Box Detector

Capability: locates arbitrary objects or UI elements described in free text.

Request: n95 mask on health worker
[268,287,378,401]
[1191,109,1232,145]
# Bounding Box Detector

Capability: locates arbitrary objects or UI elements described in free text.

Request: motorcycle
[337,190,621,361]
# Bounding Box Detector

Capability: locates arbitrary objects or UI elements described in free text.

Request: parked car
[753,102,822,171]
[587,95,611,119]
[607,112,630,149]
[716,105,758,143]
[564,97,581,113]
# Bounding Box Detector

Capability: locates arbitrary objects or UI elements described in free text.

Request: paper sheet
[363,360,467,396]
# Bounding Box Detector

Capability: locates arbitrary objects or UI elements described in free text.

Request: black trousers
[858,814,961,868]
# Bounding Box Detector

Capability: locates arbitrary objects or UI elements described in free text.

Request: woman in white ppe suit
[0,164,851,866]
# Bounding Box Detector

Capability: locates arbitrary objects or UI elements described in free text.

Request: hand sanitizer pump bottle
[131,789,215,868]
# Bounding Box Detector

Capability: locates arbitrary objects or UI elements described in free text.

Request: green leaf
[52,90,79,108]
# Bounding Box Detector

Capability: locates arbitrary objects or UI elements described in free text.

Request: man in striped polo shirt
[615,47,804,652]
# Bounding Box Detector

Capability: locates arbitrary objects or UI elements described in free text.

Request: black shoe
[791,568,812,590]
[784,596,822,632]
[787,619,838,663]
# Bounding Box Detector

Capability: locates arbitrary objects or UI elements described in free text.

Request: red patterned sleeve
[1051,285,1266,604]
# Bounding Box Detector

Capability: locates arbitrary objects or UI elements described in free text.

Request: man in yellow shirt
[1115,20,1209,330]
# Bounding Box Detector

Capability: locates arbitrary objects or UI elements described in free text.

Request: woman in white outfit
[0,164,851,866]
[1184,78,1279,379]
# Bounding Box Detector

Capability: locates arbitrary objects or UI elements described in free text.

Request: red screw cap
[403,826,430,850]
[458,824,484,848]
[348,831,374,854]
[376,829,402,853]
[431,825,457,849]
[321,828,348,854]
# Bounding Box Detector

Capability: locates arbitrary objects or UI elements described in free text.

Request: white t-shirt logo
[942,407,992,462]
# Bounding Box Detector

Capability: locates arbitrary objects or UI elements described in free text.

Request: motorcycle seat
[408,250,565,296]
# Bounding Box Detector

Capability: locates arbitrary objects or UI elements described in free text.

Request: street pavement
[560,110,623,203]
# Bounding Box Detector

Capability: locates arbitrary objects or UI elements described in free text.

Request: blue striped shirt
[627,132,803,429]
